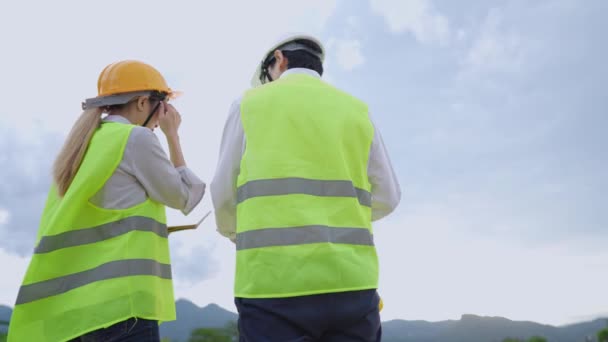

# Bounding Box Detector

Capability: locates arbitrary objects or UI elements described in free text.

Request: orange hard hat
[83,60,178,109]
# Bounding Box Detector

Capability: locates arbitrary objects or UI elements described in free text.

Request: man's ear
[274,50,288,71]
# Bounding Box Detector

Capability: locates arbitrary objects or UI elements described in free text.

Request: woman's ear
[136,97,147,112]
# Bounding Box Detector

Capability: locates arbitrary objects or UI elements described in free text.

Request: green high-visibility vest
[235,73,378,298]
[8,122,175,342]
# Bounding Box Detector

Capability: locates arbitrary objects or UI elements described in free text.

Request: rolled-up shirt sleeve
[127,127,205,215]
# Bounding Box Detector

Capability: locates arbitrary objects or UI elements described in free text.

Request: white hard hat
[251,33,325,87]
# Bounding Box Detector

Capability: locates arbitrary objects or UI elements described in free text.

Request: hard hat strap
[141,91,168,127]
[260,55,276,84]
[260,67,273,84]
[142,101,162,128]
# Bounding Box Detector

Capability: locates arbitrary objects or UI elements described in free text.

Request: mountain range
[1,301,606,341]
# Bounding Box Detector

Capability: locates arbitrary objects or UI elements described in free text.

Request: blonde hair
[52,108,103,196]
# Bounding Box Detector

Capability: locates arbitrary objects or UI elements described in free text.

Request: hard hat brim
[82,90,181,110]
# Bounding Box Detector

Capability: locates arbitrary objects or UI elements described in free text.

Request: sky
[0,0,607,326]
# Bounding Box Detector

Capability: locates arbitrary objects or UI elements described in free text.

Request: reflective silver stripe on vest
[237,178,372,207]
[35,216,167,254]
[15,259,171,305]
[236,225,374,250]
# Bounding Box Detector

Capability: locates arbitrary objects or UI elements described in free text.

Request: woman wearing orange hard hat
[8,60,205,342]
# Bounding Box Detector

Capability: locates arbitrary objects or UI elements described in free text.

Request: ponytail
[52,108,103,196]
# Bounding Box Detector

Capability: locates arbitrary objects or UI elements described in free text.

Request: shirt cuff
[217,228,237,244]
[177,167,206,215]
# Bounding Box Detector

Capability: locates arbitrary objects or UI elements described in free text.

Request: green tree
[223,321,239,340]
[502,338,523,342]
[0,320,8,342]
[189,328,231,342]
[598,328,608,342]
[189,321,238,342]
[527,337,547,342]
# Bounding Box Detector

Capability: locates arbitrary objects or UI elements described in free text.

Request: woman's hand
[158,102,182,138]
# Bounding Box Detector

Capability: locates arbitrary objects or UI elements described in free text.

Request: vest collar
[104,115,132,124]
[280,68,321,79]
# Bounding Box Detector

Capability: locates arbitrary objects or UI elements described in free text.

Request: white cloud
[347,15,359,29]
[293,0,338,33]
[0,209,9,225]
[0,249,28,307]
[0,125,59,256]
[169,229,221,285]
[369,0,450,44]
[464,8,525,74]
[335,39,366,71]
[457,29,467,41]
[173,234,238,313]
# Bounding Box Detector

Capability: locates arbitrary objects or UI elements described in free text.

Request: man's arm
[210,98,245,242]
[368,118,401,221]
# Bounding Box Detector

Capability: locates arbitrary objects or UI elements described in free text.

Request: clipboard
[168,210,212,234]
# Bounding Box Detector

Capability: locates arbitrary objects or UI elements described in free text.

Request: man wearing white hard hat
[211,33,400,341]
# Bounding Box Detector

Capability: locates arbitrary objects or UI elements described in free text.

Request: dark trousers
[235,289,382,342]
[70,317,160,342]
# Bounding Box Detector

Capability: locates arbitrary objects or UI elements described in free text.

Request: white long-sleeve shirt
[210,68,401,241]
[90,115,205,214]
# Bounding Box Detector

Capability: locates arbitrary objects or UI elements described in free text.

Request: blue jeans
[236,289,382,342]
[71,318,160,342]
